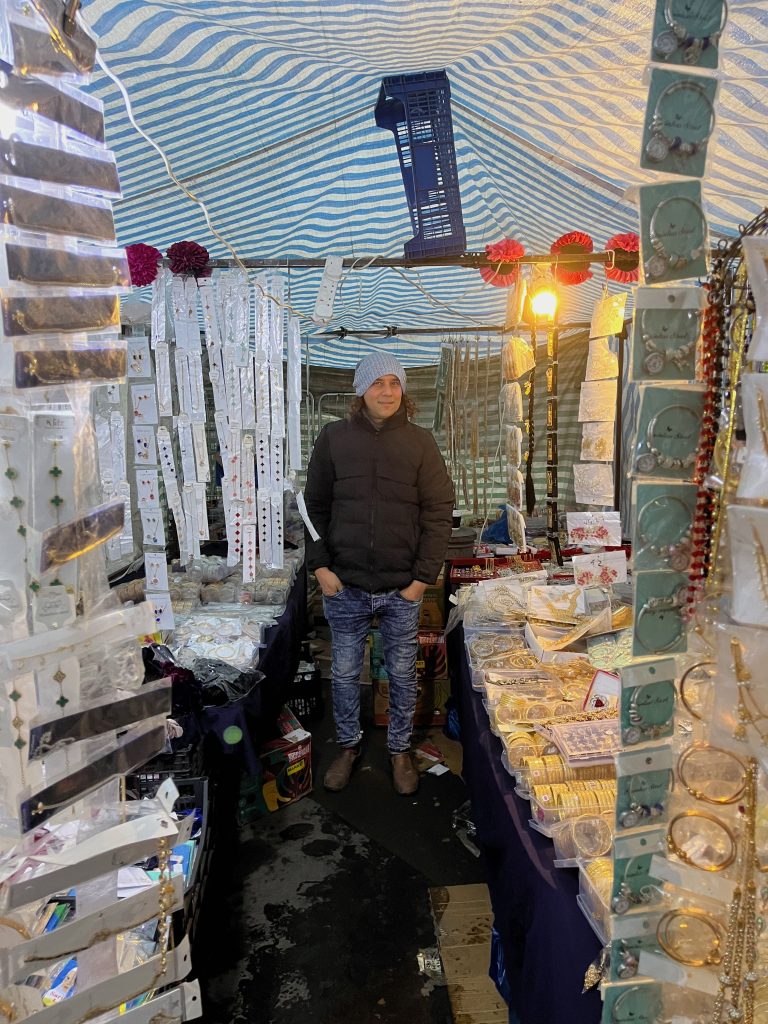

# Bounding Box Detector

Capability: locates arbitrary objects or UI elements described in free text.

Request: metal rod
[307,321,593,339]
[197,253,616,270]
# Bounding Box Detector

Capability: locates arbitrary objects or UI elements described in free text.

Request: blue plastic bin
[375,69,466,259]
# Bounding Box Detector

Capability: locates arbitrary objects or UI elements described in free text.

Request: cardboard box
[419,574,445,629]
[237,707,312,824]
[373,677,450,727]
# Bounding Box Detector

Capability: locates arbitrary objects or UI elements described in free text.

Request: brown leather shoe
[323,747,360,791]
[391,752,419,795]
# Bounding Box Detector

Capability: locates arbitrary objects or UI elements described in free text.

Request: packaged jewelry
[1,292,121,337]
[0,71,104,144]
[638,180,709,284]
[501,335,535,380]
[12,338,126,388]
[506,506,526,550]
[6,0,97,78]
[0,131,121,196]
[31,411,76,531]
[615,746,675,831]
[544,717,621,764]
[581,421,615,463]
[33,498,126,574]
[506,467,524,508]
[590,292,627,341]
[620,659,676,746]
[130,384,159,426]
[585,337,619,381]
[505,424,523,466]
[566,511,622,547]
[0,179,116,242]
[578,379,617,422]
[735,374,768,500]
[573,462,615,507]
[611,829,667,913]
[572,551,627,588]
[728,503,768,628]
[632,569,688,657]
[632,383,704,479]
[651,0,727,68]
[126,336,151,379]
[631,481,696,571]
[640,68,717,177]
[630,286,704,382]
[500,381,523,423]
[586,629,634,672]
[742,235,768,362]
[710,624,768,772]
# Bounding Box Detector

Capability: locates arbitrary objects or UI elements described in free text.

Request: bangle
[645,195,707,282]
[637,403,701,474]
[635,494,693,572]
[677,742,746,805]
[645,79,716,163]
[667,810,737,871]
[635,596,686,654]
[656,907,725,966]
[679,659,715,721]
[639,307,700,377]
[654,0,728,62]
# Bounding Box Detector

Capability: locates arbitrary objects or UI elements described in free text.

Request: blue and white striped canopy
[82,0,768,367]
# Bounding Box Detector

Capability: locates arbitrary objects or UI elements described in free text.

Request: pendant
[669,548,691,572]
[646,133,670,163]
[653,30,678,57]
[645,254,667,280]
[644,351,666,376]
[636,452,658,474]
[622,725,643,746]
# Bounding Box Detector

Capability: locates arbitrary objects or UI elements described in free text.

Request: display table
[447,625,601,1024]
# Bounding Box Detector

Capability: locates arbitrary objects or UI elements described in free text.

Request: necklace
[645,195,707,281]
[645,78,716,163]
[2,439,26,537]
[639,308,700,376]
[730,637,768,747]
[636,404,700,474]
[49,439,64,522]
[654,0,728,63]
[635,494,693,570]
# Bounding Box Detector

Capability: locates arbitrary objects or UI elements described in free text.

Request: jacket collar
[355,402,408,433]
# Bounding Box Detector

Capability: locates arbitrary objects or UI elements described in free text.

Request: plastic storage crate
[126,741,206,800]
[375,69,466,259]
[286,664,324,722]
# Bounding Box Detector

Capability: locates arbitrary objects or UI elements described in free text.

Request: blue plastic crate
[375,69,466,259]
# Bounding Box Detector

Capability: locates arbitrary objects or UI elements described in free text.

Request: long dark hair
[350,394,416,418]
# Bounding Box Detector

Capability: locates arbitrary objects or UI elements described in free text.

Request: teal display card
[632,481,697,571]
[620,659,676,745]
[638,180,708,285]
[650,0,725,70]
[632,384,704,481]
[601,981,663,1024]
[632,569,689,657]
[630,286,703,382]
[641,68,717,178]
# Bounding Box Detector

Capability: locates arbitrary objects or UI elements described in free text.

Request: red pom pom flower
[550,231,593,285]
[605,232,640,283]
[125,243,162,287]
[166,240,211,277]
[480,237,525,287]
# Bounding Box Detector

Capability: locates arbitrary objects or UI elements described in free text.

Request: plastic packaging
[0,128,120,196]
[649,0,726,69]
[640,67,718,178]
[501,335,535,380]
[638,179,709,285]
[631,481,696,572]
[500,381,523,422]
[0,71,104,143]
[631,383,705,480]
[0,178,116,241]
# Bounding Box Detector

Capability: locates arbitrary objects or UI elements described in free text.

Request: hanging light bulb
[527,266,558,322]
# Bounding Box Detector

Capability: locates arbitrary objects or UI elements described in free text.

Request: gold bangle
[656,907,725,967]
[677,742,747,805]
[678,660,715,721]
[667,810,737,872]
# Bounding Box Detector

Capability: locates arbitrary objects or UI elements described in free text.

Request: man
[303,352,454,795]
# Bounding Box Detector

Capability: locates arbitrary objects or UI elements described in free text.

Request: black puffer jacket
[303,405,454,592]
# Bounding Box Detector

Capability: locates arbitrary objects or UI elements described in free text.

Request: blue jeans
[322,586,421,753]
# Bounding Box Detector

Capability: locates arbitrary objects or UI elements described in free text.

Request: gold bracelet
[677,742,747,805]
[667,810,737,872]
[678,660,715,721]
[656,907,725,967]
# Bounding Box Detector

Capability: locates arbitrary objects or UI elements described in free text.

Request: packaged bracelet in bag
[12,337,126,388]
[2,292,120,337]
[0,72,104,143]
[507,466,524,508]
[0,179,116,242]
[6,1,96,79]
[505,424,523,466]
[506,505,527,551]
[501,381,523,422]
[1,235,130,290]
[0,133,120,196]
[502,335,535,380]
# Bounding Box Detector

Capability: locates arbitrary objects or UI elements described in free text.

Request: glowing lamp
[530,287,558,320]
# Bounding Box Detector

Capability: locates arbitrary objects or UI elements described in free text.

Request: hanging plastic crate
[375,69,466,259]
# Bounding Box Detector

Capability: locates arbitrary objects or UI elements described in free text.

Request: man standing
[303,353,454,795]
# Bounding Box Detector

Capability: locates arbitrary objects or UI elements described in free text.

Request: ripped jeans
[322,586,421,753]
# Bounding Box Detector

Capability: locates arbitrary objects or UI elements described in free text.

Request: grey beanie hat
[353,352,407,396]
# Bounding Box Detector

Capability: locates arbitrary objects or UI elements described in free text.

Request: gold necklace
[731,637,768,746]
[535,588,581,623]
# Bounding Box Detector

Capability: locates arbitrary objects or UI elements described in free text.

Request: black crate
[126,742,206,799]
[286,666,324,722]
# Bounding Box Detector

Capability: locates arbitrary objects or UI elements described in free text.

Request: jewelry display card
[611,843,666,915]
[600,982,662,1024]
[177,414,197,486]
[110,411,127,484]
[640,68,717,178]
[632,382,704,480]
[631,287,703,382]
[566,511,622,547]
[36,498,125,573]
[619,660,676,746]
[174,349,193,419]
[106,480,133,562]
[581,422,615,462]
[148,591,175,632]
[150,269,168,349]
[528,584,582,624]
[632,481,696,572]
[743,236,768,361]
[589,293,626,341]
[193,482,209,542]
[140,509,166,549]
[736,373,768,500]
[573,463,615,507]
[572,551,628,588]
[144,552,169,594]
[711,623,768,774]
[191,422,209,484]
[156,426,178,486]
[132,425,157,468]
[182,484,201,560]
[154,341,173,417]
[638,179,708,285]
[0,413,31,621]
[585,337,619,381]
[632,569,688,657]
[578,380,617,422]
[198,278,222,348]
[728,504,768,628]
[129,384,158,426]
[615,746,674,831]
[242,524,257,582]
[126,336,150,379]
[270,364,286,438]
[171,277,199,350]
[240,361,256,429]
[258,492,272,565]
[31,411,76,532]
[650,0,725,69]
[135,469,160,510]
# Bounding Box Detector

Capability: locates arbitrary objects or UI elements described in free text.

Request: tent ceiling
[82,0,768,366]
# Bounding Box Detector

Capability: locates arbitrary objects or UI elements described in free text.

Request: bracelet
[645,79,716,163]
[667,809,737,871]
[640,307,700,377]
[654,0,728,62]
[623,682,676,745]
[677,742,746,805]
[636,494,693,571]
[678,659,715,721]
[611,984,661,1023]
[656,907,725,966]
[635,594,686,654]
[637,404,700,474]
[645,196,707,281]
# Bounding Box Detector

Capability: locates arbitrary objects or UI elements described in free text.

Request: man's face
[362,374,403,422]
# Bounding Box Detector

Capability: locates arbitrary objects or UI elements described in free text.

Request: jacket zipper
[370,432,378,574]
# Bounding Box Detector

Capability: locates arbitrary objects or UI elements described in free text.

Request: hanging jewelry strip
[193,482,209,543]
[242,524,257,583]
[157,426,188,563]
[257,491,273,566]
[208,348,228,414]
[0,414,30,638]
[176,414,197,486]
[224,352,243,426]
[241,434,257,525]
[174,348,194,419]
[231,271,251,367]
[227,498,243,566]
[255,430,270,492]
[241,358,256,429]
[32,412,76,533]
[191,422,209,483]
[150,268,168,350]
[181,483,200,560]
[187,350,206,423]
[154,341,173,418]
[109,411,127,485]
[198,276,222,350]
[1,670,36,800]
[170,276,199,350]
[270,493,284,569]
[287,315,303,476]
[107,480,134,561]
